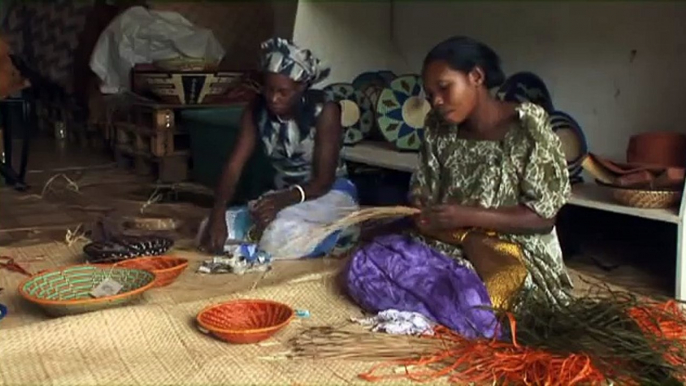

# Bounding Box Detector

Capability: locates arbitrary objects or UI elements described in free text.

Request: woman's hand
[250,190,294,230]
[409,195,426,230]
[419,204,473,231]
[202,209,228,254]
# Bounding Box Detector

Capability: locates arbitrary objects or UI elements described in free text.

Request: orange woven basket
[114,256,189,287]
[196,299,295,344]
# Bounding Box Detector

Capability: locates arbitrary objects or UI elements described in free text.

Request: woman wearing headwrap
[198,37,358,260]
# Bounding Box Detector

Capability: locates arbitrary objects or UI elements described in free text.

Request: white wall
[391,1,686,161]
[292,1,400,87]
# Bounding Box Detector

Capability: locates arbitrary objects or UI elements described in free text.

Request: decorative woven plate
[549,110,588,178]
[377,70,397,85]
[362,84,384,110]
[376,74,431,151]
[83,236,174,264]
[18,264,156,317]
[137,71,242,105]
[496,72,554,112]
[115,256,188,287]
[196,299,294,344]
[568,162,584,180]
[360,84,384,141]
[323,83,374,145]
[352,71,390,92]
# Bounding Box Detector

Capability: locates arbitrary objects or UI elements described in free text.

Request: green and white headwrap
[260,37,330,85]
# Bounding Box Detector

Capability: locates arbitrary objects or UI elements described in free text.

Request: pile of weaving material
[284,207,686,385]
[289,288,686,385]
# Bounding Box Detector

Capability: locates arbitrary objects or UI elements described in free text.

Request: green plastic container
[181,106,274,205]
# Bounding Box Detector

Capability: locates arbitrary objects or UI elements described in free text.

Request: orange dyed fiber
[627,300,686,378]
[359,303,686,385]
[628,300,686,342]
[359,316,608,386]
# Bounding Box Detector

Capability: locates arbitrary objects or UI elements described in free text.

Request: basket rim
[196,299,295,335]
[113,255,189,274]
[595,179,682,193]
[17,264,157,306]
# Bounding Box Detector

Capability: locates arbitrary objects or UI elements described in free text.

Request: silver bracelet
[292,184,306,203]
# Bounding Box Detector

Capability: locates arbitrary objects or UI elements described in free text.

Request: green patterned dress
[409,102,574,305]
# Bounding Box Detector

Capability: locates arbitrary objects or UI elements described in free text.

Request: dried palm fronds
[40,173,81,197]
[506,287,686,385]
[139,187,163,214]
[64,224,91,247]
[280,206,420,258]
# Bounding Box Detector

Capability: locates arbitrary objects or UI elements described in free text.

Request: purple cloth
[345,234,499,339]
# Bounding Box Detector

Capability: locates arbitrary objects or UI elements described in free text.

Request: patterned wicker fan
[496,72,554,112]
[549,110,588,180]
[323,82,374,145]
[375,74,431,151]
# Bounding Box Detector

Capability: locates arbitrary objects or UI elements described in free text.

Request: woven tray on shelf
[18,264,156,317]
[596,180,682,209]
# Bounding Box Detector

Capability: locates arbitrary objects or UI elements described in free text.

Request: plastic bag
[90,6,225,93]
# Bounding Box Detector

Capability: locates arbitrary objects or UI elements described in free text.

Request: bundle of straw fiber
[279,206,420,258]
[288,287,686,385]
[288,326,438,362]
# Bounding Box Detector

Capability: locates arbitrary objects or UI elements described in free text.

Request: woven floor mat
[0,241,653,385]
[0,241,344,330]
[0,270,417,386]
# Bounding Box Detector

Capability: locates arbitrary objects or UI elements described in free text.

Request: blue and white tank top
[254,90,348,189]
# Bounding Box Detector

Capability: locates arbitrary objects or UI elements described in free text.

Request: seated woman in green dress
[345,36,574,337]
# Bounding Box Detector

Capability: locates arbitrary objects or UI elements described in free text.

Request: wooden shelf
[569,184,679,224]
[343,142,417,172]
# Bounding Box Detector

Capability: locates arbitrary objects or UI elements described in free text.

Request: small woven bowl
[611,188,681,209]
[115,256,189,287]
[18,264,156,317]
[196,299,295,344]
[596,180,682,209]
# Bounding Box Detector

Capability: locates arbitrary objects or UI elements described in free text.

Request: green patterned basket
[18,264,157,317]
